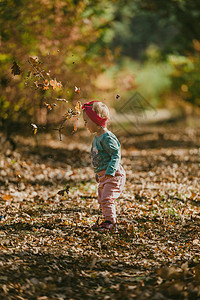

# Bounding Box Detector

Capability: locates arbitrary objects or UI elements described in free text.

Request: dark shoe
[92,220,118,233]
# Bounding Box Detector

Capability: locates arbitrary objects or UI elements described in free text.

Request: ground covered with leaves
[0,120,200,300]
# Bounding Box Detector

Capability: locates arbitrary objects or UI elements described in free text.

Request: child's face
[83,110,99,133]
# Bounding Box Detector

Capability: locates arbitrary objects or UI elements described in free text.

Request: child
[82,100,126,233]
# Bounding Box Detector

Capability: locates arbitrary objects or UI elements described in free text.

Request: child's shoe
[92,220,118,233]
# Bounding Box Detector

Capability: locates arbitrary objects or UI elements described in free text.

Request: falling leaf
[31,123,38,134]
[75,86,80,94]
[72,124,77,134]
[11,61,21,75]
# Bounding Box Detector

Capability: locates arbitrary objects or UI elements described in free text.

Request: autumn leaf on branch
[27,57,63,92]
[27,57,45,81]
[43,79,49,90]
[74,101,81,113]
[50,79,63,90]
[44,102,56,111]
[55,101,82,141]
[63,101,81,120]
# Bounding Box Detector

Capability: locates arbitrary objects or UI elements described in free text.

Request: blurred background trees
[0,0,199,137]
[110,0,200,107]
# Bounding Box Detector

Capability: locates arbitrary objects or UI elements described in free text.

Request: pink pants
[97,165,126,224]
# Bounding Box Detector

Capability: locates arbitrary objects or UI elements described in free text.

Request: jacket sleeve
[103,135,121,176]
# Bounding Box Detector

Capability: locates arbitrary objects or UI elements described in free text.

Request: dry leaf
[57,185,70,196]
[31,123,38,134]
[2,194,12,201]
[11,61,21,75]
[50,79,62,90]
[75,86,80,94]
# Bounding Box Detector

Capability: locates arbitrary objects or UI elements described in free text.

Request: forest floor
[0,116,200,300]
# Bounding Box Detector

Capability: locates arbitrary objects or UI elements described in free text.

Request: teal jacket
[91,130,121,176]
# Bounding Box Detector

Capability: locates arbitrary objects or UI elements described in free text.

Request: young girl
[82,100,126,233]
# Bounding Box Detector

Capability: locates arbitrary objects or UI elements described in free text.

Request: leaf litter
[0,122,200,299]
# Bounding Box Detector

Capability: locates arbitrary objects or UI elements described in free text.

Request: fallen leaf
[57,185,70,196]
[2,194,12,201]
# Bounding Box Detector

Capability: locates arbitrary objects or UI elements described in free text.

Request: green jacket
[91,130,121,176]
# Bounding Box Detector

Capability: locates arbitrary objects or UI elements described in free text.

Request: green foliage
[168,47,200,106]
[103,55,172,109]
[112,3,176,60]
[134,0,200,56]
[136,62,172,107]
